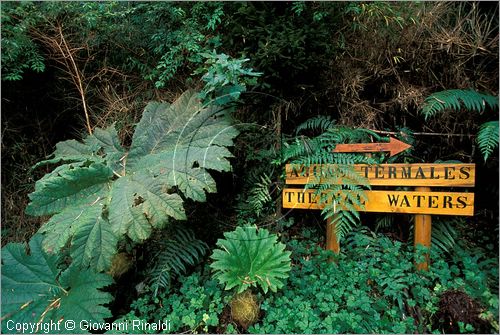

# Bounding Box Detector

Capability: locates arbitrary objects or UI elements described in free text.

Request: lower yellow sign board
[282,188,474,216]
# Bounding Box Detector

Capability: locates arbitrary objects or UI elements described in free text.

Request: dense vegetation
[1,2,498,334]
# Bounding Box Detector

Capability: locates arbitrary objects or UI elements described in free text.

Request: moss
[230,290,259,329]
[107,252,132,278]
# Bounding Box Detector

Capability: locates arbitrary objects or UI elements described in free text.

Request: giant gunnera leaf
[210,226,292,294]
[1,234,113,333]
[25,90,239,272]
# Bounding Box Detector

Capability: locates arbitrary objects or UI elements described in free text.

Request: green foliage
[477,120,499,161]
[1,234,113,331]
[196,51,262,106]
[283,116,384,242]
[294,115,336,135]
[113,271,230,334]
[26,90,238,272]
[148,227,208,297]
[210,226,291,294]
[223,2,343,93]
[431,218,461,255]
[237,172,273,218]
[140,2,227,88]
[420,89,498,120]
[344,2,417,34]
[249,228,499,334]
[420,89,499,161]
[115,227,499,334]
[0,2,46,81]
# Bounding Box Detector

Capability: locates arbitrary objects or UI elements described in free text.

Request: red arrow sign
[332,137,411,157]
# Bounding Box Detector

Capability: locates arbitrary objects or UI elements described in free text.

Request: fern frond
[330,210,361,242]
[295,115,336,134]
[149,227,207,296]
[431,220,460,255]
[375,215,394,232]
[245,172,273,217]
[408,217,462,255]
[281,137,318,162]
[477,121,499,161]
[284,124,387,243]
[420,89,499,120]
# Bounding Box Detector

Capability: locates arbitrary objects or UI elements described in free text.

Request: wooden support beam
[326,216,340,254]
[414,186,432,271]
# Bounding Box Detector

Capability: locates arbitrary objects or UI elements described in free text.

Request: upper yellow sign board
[285,163,475,187]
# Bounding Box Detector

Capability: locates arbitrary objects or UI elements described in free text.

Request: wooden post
[414,186,432,271]
[326,216,340,254]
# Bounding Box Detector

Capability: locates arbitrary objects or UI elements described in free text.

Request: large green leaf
[1,235,113,331]
[127,90,238,172]
[25,163,112,216]
[32,125,125,172]
[210,226,292,294]
[38,201,118,272]
[26,90,238,272]
[108,173,186,242]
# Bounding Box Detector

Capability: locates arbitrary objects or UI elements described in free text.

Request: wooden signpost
[282,137,476,270]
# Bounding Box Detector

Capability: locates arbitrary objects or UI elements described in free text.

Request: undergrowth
[117,226,499,334]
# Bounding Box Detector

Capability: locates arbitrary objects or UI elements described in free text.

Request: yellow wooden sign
[285,163,475,187]
[282,188,474,216]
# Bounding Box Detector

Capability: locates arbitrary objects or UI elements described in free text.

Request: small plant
[210,226,291,294]
[195,50,262,106]
[210,225,291,328]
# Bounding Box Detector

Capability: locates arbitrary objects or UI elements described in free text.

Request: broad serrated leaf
[39,203,100,250]
[1,235,60,325]
[84,125,126,173]
[25,163,112,216]
[109,173,186,242]
[1,235,113,330]
[56,264,113,324]
[210,226,291,294]
[127,89,238,170]
[70,211,118,272]
[109,176,151,241]
[26,90,238,274]
[33,126,124,170]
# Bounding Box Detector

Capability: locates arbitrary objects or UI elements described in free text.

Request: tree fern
[420,89,499,161]
[295,115,336,134]
[420,89,498,120]
[148,227,208,296]
[407,217,462,255]
[283,117,383,243]
[477,121,499,161]
[241,172,273,217]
